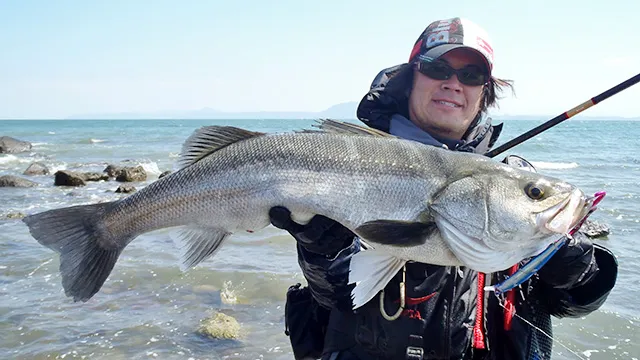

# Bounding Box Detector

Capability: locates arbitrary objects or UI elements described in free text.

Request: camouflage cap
[409,17,494,73]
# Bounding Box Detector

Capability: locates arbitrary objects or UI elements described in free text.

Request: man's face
[408,48,487,140]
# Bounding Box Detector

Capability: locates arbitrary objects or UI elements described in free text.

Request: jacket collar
[389,114,463,150]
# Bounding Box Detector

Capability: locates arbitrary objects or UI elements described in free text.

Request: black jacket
[290,64,618,360]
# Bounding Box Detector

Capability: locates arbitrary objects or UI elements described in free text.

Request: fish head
[429,162,590,272]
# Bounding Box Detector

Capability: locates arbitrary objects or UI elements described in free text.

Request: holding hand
[536,233,599,289]
[269,206,356,257]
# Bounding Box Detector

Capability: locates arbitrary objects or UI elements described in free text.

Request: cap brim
[420,44,491,73]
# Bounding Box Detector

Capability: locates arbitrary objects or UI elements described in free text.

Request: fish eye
[525,183,545,200]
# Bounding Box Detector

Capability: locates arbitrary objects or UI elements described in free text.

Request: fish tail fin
[348,249,406,309]
[22,202,127,302]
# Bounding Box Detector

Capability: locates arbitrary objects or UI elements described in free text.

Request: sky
[1,0,639,119]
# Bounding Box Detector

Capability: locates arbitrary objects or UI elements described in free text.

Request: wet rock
[23,162,50,176]
[0,175,38,188]
[54,170,86,186]
[54,170,111,186]
[0,136,32,154]
[104,164,148,182]
[115,165,147,182]
[115,185,136,193]
[83,172,109,182]
[103,164,122,178]
[579,220,610,239]
[197,312,241,340]
[159,170,172,179]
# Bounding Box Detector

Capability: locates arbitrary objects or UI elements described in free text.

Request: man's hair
[461,76,514,137]
[481,77,515,115]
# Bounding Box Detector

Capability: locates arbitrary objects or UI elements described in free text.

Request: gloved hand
[269,206,356,257]
[536,232,599,289]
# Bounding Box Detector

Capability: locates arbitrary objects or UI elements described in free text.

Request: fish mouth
[536,189,590,234]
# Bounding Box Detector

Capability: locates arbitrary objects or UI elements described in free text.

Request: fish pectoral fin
[177,126,266,169]
[348,250,406,309]
[173,226,231,270]
[354,220,437,247]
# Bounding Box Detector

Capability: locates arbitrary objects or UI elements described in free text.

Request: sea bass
[22,120,590,309]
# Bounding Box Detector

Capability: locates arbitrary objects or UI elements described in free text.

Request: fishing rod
[485,72,640,158]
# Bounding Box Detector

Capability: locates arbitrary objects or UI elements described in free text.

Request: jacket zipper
[444,268,456,358]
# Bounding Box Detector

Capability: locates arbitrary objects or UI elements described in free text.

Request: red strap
[503,265,519,331]
[472,273,486,349]
[405,292,437,306]
[393,292,437,320]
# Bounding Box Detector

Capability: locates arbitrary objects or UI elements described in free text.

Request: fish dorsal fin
[178,126,265,169]
[309,119,397,138]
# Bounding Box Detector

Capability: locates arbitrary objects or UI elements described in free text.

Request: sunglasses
[417,61,489,86]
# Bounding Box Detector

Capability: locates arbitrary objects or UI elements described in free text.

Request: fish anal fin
[355,220,437,247]
[174,226,231,270]
[178,126,265,169]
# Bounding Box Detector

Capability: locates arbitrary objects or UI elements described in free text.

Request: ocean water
[1,118,638,360]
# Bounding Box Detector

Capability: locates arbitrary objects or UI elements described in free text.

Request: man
[272,17,618,360]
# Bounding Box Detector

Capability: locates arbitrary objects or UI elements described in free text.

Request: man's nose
[441,76,463,92]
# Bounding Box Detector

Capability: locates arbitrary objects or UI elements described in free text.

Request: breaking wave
[0,155,19,165]
[138,160,162,177]
[531,161,579,170]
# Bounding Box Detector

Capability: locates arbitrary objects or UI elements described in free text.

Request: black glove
[269,206,356,257]
[537,232,599,289]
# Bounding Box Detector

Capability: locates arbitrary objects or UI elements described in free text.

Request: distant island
[22,101,640,121]
[65,102,361,120]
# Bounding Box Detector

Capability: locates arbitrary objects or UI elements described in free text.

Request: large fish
[22,120,590,309]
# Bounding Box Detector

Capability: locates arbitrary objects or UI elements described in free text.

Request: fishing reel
[502,154,537,173]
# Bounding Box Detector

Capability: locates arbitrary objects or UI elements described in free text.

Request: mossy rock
[197,312,241,340]
[4,212,26,219]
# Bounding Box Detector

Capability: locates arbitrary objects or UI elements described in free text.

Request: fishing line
[28,258,53,277]
[495,296,587,360]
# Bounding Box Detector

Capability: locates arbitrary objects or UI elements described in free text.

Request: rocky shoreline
[1,162,172,191]
[1,135,173,192]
